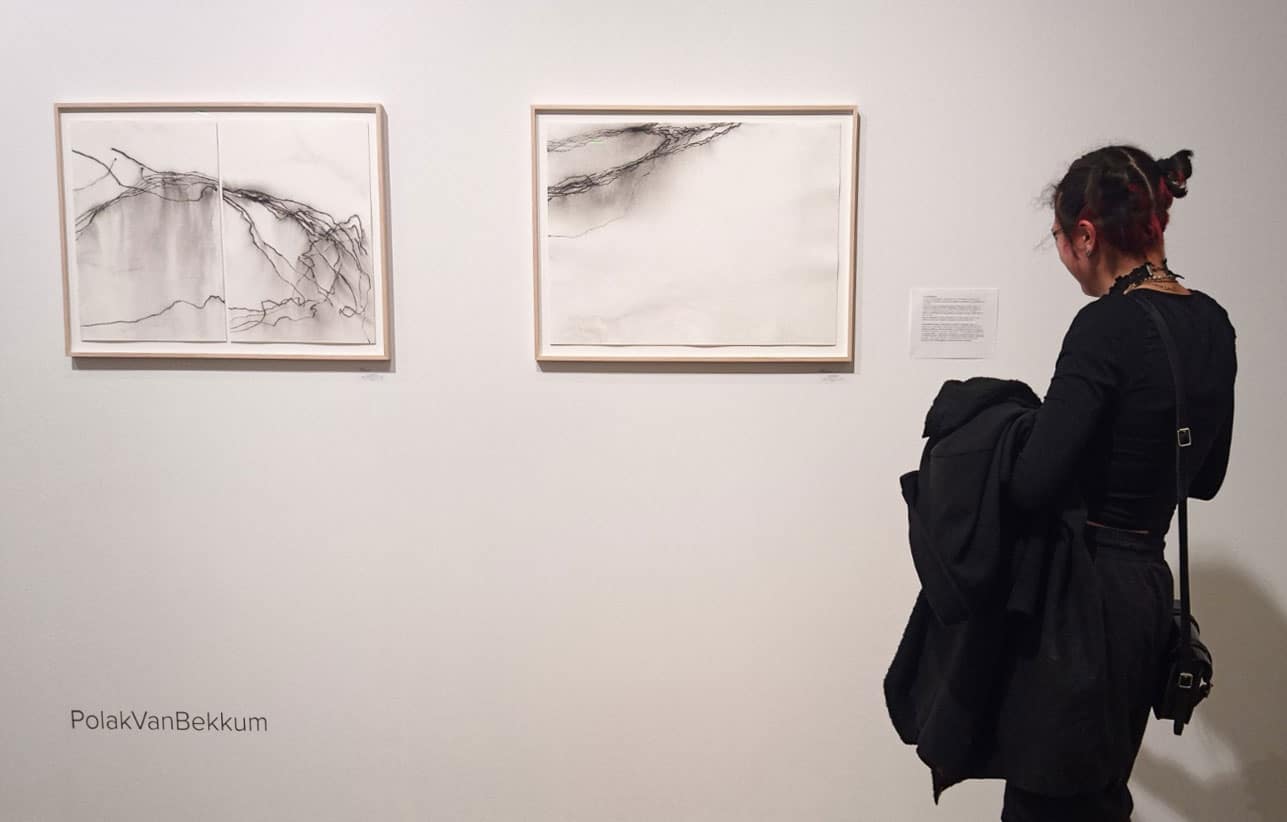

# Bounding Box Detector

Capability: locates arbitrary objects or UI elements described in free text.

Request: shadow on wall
[1132,557,1287,821]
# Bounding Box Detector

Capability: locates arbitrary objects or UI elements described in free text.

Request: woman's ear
[1076,219,1098,258]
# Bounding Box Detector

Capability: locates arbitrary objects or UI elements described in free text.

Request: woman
[1002,146,1237,820]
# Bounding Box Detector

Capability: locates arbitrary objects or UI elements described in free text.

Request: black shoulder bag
[1133,293,1214,735]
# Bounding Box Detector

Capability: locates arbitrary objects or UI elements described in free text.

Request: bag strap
[1132,293,1194,646]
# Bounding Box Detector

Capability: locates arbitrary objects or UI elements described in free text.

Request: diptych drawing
[57,104,389,359]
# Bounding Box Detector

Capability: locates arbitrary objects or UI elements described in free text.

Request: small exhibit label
[909,288,999,359]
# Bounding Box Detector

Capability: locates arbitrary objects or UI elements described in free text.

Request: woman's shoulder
[1080,287,1232,324]
[1060,285,1235,356]
[1052,296,1137,363]
[1066,293,1141,338]
[1188,289,1236,328]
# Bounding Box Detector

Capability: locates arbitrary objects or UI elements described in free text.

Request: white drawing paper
[543,120,841,346]
[69,119,226,342]
[217,118,375,344]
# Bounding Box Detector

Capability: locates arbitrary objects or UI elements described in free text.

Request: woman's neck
[1089,245,1167,296]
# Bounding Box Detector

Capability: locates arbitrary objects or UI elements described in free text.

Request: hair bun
[1157,149,1194,198]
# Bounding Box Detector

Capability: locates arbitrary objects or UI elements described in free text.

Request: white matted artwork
[532,105,859,363]
[56,103,390,360]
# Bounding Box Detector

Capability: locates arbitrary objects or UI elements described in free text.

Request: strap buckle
[1177,427,1193,448]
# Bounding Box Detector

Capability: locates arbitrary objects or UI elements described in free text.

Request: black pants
[1001,525,1174,822]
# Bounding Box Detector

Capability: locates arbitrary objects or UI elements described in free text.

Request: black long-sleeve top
[1010,285,1237,534]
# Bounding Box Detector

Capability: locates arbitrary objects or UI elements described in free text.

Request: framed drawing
[55,103,390,360]
[532,105,859,363]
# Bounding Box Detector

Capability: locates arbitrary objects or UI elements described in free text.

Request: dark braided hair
[1051,146,1194,256]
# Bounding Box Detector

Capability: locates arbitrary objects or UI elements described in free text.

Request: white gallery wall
[2,0,1284,819]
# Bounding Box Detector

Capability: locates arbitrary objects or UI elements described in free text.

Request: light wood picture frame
[55,102,391,360]
[532,105,859,363]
